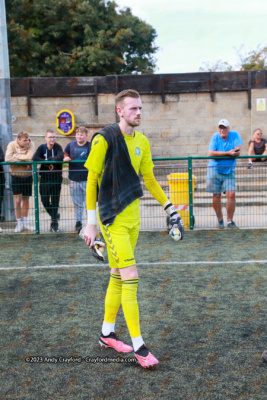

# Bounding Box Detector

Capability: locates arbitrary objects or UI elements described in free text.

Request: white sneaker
[23,222,35,231]
[14,224,24,233]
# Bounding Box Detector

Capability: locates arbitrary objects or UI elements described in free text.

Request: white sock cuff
[131,336,145,352]
[102,321,115,336]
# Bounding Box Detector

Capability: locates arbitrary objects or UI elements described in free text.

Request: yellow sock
[121,278,141,338]
[104,273,122,324]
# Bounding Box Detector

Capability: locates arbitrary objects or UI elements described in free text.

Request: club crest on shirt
[135,147,141,156]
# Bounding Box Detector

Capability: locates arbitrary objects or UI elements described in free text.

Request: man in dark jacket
[33,130,63,232]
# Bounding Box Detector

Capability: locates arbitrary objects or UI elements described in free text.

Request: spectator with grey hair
[207,119,243,229]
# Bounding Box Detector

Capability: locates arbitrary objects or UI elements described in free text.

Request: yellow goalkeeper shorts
[99,204,140,269]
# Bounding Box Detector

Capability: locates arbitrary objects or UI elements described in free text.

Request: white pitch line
[0,259,267,271]
[0,264,108,271]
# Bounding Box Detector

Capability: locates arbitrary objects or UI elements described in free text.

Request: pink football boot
[99,332,133,353]
[134,344,159,368]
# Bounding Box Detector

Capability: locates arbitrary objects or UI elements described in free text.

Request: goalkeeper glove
[164,201,184,241]
[79,228,106,261]
[92,237,106,261]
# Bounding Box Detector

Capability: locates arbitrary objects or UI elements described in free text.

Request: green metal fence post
[33,161,40,234]
[188,157,194,230]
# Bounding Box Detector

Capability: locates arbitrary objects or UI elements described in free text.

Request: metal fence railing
[0,156,266,234]
[141,155,267,231]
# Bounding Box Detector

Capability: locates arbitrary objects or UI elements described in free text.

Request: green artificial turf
[0,230,266,399]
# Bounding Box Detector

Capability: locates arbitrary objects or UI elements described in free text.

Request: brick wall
[10,88,267,157]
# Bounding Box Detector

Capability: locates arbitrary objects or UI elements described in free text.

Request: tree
[199,44,267,72]
[199,60,233,72]
[236,45,267,71]
[5,0,158,77]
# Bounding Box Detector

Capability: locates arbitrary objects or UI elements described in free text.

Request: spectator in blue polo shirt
[207,119,243,229]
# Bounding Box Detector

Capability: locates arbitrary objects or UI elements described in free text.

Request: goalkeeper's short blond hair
[115,89,140,108]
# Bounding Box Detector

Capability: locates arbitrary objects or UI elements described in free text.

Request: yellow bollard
[167,173,197,229]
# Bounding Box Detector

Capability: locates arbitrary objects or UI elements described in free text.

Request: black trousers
[40,176,62,221]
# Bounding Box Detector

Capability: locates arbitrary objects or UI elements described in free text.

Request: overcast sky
[115,0,267,74]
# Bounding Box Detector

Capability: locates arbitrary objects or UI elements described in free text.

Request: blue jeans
[69,180,87,222]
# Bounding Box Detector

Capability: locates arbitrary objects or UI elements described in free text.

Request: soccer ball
[262,350,267,363]
[170,227,182,242]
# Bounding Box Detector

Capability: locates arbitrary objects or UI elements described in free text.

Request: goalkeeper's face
[117,97,142,128]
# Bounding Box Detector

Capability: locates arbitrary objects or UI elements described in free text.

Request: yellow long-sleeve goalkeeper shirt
[85,130,168,221]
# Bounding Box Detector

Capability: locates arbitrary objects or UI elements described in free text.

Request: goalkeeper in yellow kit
[83,89,184,368]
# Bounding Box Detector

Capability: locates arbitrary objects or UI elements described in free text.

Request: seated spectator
[0,145,5,232]
[248,128,267,168]
[5,131,35,232]
[33,130,63,232]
